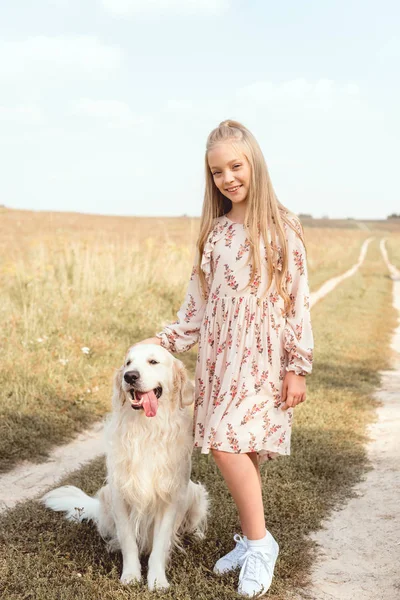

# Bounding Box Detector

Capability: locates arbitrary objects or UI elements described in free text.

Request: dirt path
[310,237,373,306]
[0,421,105,513]
[300,238,400,600]
[0,238,374,514]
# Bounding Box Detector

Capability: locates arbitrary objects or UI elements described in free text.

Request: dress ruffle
[200,238,214,287]
[200,218,229,287]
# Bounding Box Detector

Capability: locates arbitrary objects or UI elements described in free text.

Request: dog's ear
[112,366,126,408]
[173,360,195,408]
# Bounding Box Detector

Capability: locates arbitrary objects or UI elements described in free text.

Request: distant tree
[321,214,330,219]
[387,213,400,219]
[298,213,313,219]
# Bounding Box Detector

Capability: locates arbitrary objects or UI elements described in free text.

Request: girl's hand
[281,371,306,410]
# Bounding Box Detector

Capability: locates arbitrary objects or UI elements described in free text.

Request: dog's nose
[124,370,140,384]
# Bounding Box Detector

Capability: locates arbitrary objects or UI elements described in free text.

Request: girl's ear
[112,365,126,408]
[173,360,195,408]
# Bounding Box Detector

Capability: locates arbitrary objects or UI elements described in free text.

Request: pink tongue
[137,390,158,417]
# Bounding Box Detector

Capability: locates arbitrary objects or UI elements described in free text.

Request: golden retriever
[41,343,209,591]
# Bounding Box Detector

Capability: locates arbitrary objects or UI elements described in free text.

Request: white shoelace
[232,533,248,555]
[239,547,273,585]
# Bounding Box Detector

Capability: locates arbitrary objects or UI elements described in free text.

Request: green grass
[0,238,396,600]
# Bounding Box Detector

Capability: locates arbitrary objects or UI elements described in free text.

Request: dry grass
[0,235,193,471]
[0,208,381,472]
[305,228,370,290]
[0,238,397,600]
[386,232,400,269]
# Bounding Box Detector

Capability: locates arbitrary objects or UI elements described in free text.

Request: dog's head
[113,343,194,417]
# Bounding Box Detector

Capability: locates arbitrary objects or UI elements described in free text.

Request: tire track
[310,237,374,308]
[299,238,400,600]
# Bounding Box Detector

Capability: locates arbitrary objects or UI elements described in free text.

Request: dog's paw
[120,569,141,585]
[147,571,170,591]
[193,529,206,540]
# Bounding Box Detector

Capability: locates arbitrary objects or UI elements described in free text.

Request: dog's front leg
[111,489,141,585]
[147,501,178,591]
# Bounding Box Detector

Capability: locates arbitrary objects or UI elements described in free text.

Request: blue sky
[0,0,398,219]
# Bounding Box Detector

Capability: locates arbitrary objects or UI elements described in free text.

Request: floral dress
[155,214,314,464]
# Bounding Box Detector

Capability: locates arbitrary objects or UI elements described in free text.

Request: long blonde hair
[195,119,307,317]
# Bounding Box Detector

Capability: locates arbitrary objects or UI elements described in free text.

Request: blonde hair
[195,119,307,316]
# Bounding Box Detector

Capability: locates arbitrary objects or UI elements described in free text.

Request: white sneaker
[237,531,279,597]
[213,533,248,574]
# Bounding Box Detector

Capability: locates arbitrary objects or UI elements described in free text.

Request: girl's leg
[248,452,262,490]
[211,449,265,539]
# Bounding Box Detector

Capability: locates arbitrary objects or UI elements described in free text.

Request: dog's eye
[149,359,159,365]
[126,360,131,366]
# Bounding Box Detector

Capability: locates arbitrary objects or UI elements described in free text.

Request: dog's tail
[41,485,100,524]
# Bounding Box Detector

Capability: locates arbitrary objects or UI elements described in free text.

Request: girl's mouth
[226,185,242,193]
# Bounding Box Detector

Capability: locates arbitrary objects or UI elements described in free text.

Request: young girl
[138,120,314,597]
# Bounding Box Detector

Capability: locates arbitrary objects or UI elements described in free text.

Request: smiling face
[207,142,251,205]
[120,344,174,417]
[116,344,194,418]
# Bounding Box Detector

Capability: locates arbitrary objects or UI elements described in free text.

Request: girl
[138,120,314,597]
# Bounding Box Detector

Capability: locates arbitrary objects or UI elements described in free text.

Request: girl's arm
[155,253,208,354]
[283,232,314,376]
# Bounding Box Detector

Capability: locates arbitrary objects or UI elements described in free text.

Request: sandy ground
[0,238,374,513]
[299,238,400,600]
[0,421,105,513]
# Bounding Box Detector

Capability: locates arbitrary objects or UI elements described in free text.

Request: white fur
[41,343,209,591]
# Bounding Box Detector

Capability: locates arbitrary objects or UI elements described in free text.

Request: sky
[0,0,399,220]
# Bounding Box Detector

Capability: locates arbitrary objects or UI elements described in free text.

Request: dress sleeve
[155,252,209,354]
[283,231,314,376]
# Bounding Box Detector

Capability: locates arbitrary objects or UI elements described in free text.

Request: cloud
[0,104,43,124]
[0,35,123,81]
[102,0,229,17]
[164,99,193,112]
[377,37,400,59]
[70,98,152,127]
[236,78,361,115]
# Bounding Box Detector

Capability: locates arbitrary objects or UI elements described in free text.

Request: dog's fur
[41,343,209,591]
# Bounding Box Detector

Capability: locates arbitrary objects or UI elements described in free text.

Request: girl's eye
[212,165,240,176]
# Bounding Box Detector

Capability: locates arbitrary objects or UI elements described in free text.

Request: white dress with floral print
[155,214,314,464]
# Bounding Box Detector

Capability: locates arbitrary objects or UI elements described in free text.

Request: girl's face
[208,143,251,204]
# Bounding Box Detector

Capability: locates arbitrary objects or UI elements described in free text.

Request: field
[1,208,400,599]
[0,208,375,472]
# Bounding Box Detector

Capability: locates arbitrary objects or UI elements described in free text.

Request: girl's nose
[224,172,235,184]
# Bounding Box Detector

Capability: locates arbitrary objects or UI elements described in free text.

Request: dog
[41,343,209,591]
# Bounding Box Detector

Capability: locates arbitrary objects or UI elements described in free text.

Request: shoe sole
[213,555,247,575]
[213,563,244,575]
